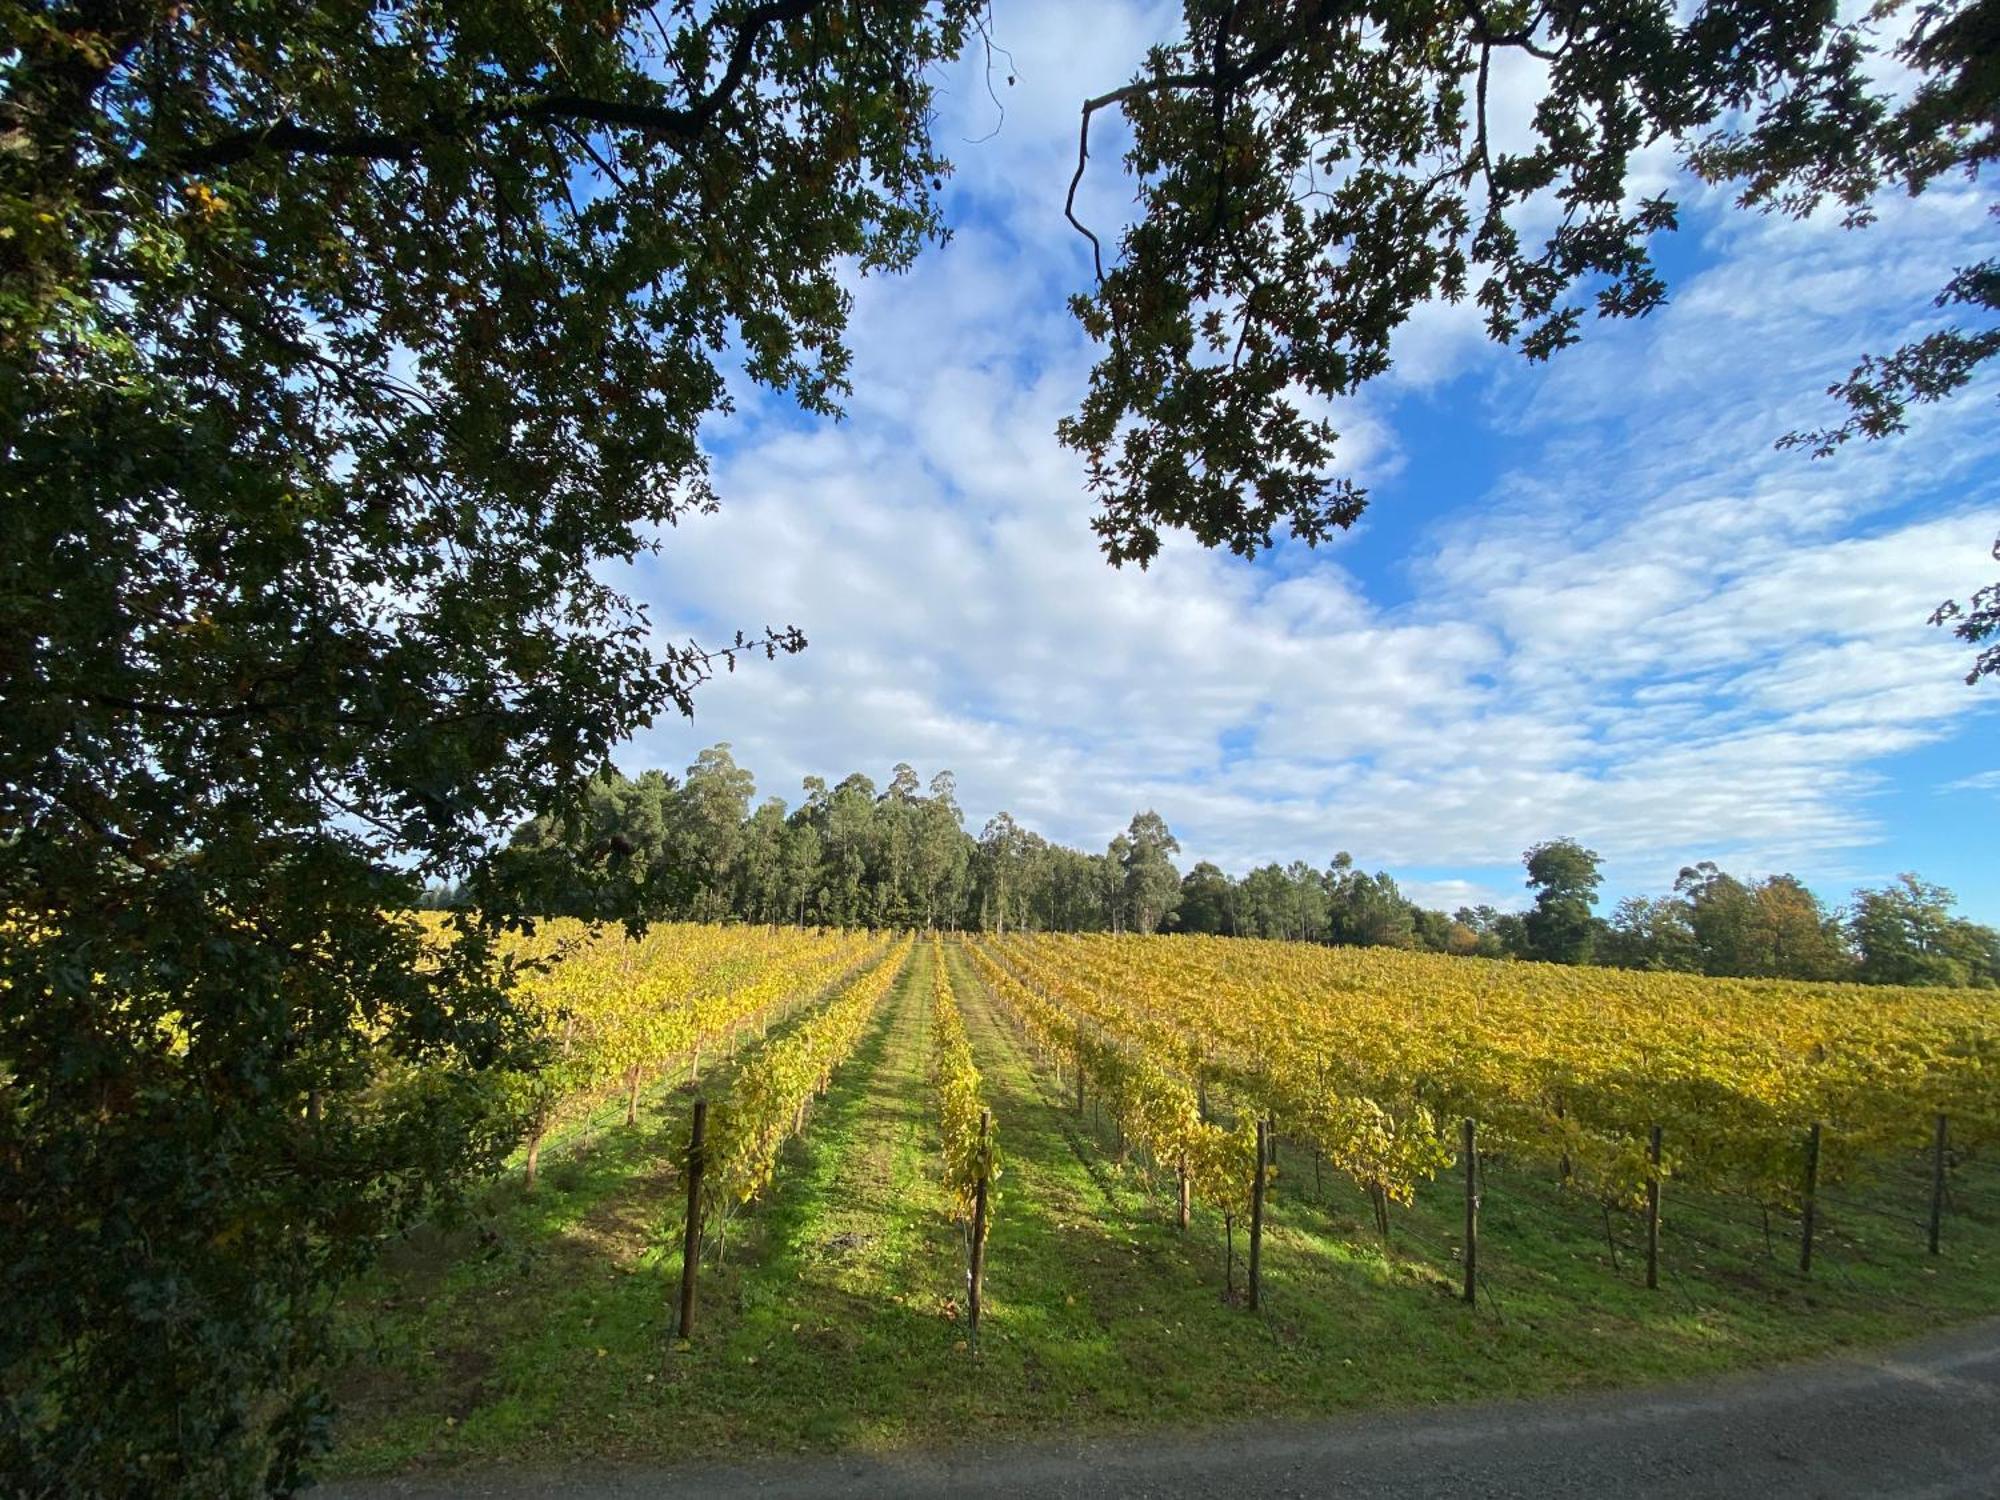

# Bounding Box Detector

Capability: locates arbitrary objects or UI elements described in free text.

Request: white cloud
[1943,770,2000,795]
[616,3,1999,914]
[1398,878,1525,915]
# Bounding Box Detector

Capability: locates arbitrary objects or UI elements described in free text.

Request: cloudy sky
[619,0,1998,922]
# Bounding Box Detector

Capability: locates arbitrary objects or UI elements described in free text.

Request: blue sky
[619,0,1999,923]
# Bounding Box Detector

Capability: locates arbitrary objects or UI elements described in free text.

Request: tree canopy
[1522,837,1603,964]
[491,752,2000,992]
[1054,0,1998,678]
[2,2,973,1491]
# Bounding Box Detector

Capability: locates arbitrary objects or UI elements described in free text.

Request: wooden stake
[1463,1118,1479,1305]
[1177,1153,1191,1230]
[1645,1124,1662,1291]
[524,1118,546,1190]
[1556,1097,1571,1185]
[677,1096,706,1340]
[969,1110,990,1344]
[1249,1120,1268,1312]
[1800,1121,1821,1277]
[1929,1112,1948,1257]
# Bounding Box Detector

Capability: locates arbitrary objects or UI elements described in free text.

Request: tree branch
[1063,3,1340,282]
[162,0,818,172]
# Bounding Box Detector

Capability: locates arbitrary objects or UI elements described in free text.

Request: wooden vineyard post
[1556,1098,1571,1185]
[1075,1055,1085,1117]
[677,1096,707,1341]
[1177,1153,1192,1231]
[1799,1121,1821,1277]
[969,1109,991,1345]
[1462,1118,1479,1306]
[1645,1125,1662,1291]
[1929,1112,1948,1257]
[1249,1119,1268,1311]
[524,1117,546,1190]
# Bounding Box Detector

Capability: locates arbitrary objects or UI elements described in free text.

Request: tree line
[433,748,2000,990]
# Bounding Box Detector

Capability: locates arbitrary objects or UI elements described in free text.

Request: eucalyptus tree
[875,762,925,924]
[780,812,826,929]
[975,811,1034,933]
[1522,838,1604,964]
[737,796,793,925]
[913,770,972,928]
[674,743,756,921]
[1117,810,1184,935]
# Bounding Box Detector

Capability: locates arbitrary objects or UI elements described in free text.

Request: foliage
[510,754,2000,991]
[990,929,2000,1214]
[705,938,911,1225]
[1602,895,1703,974]
[1176,861,1239,935]
[968,937,1255,1265]
[0,0,980,1488]
[1115,810,1183,935]
[929,939,996,1230]
[12,0,1995,1487]
[1850,875,2000,989]
[1522,838,1604,965]
[1053,0,1997,673]
[331,937,2000,1479]
[485,919,879,1179]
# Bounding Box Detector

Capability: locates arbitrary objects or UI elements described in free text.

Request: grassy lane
[942,940,1409,1426]
[949,939,2000,1421]
[325,944,908,1474]
[330,937,2000,1481]
[663,937,971,1454]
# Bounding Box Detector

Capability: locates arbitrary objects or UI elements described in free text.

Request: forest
[426,746,2000,989]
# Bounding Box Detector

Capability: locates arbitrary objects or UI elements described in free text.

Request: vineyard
[977,931,2000,1218]
[331,925,2000,1475]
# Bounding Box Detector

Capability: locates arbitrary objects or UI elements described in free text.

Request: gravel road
[318,1315,2000,1499]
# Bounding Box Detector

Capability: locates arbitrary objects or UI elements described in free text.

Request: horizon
[580,743,1979,923]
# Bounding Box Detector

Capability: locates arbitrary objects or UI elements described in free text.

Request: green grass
[325,939,2000,1478]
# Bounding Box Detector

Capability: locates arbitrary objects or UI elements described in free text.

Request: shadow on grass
[327,939,2000,1481]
